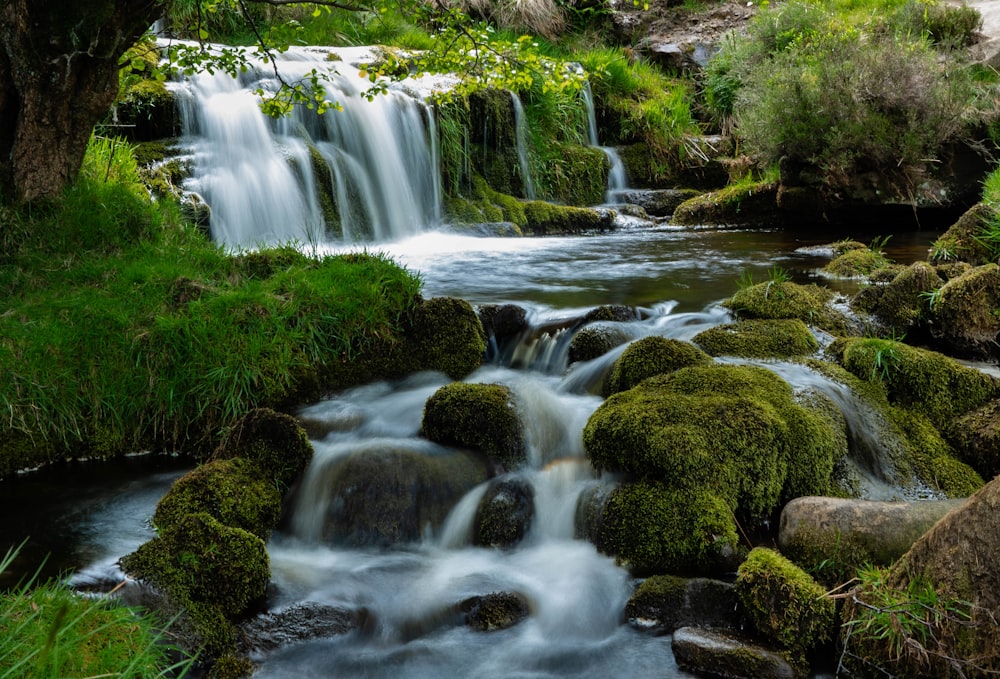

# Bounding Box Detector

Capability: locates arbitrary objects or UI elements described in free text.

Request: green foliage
[735,547,835,669]
[0,543,192,678]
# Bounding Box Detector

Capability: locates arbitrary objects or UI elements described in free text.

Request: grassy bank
[0,135,423,476]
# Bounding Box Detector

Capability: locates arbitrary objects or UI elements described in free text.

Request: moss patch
[606,336,712,395]
[929,202,996,265]
[692,319,819,359]
[930,263,1000,360]
[670,181,780,227]
[725,280,847,335]
[948,399,1000,479]
[851,261,943,336]
[824,247,891,277]
[522,200,609,235]
[210,407,313,490]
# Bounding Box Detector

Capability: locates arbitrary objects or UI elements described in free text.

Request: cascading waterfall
[509,91,536,200]
[581,82,629,204]
[169,45,442,248]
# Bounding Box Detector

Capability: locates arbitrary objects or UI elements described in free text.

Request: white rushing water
[581,82,629,204]
[169,45,443,248]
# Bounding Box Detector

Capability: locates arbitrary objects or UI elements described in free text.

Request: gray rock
[239,602,358,655]
[672,627,796,679]
[626,576,739,634]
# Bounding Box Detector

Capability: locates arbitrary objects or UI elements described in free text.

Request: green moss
[153,458,282,540]
[594,481,740,575]
[948,399,1000,479]
[735,547,835,670]
[422,382,525,472]
[532,143,608,206]
[725,280,846,334]
[930,203,996,265]
[462,592,530,631]
[401,297,487,380]
[568,323,632,365]
[891,408,984,498]
[839,337,997,429]
[521,200,608,235]
[692,319,819,359]
[207,654,255,679]
[210,407,313,490]
[308,145,341,239]
[670,181,780,227]
[824,248,891,277]
[626,575,689,619]
[782,527,884,590]
[584,364,842,525]
[930,263,1000,359]
[606,336,712,395]
[851,261,943,335]
[473,477,534,548]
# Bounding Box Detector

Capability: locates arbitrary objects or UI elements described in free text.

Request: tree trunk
[0,0,164,202]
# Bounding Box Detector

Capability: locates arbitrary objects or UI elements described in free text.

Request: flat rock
[672,626,796,679]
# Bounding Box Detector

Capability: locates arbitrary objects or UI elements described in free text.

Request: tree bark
[0,0,164,202]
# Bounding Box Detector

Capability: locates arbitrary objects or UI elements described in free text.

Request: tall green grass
[0,544,192,677]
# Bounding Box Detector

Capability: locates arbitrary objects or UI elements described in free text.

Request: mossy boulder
[568,322,633,364]
[929,202,996,265]
[670,181,781,227]
[735,547,835,672]
[210,407,313,490]
[472,476,534,549]
[824,247,891,277]
[521,201,610,235]
[836,337,997,429]
[605,336,712,396]
[120,512,270,654]
[422,382,526,473]
[625,575,739,634]
[946,398,1000,480]
[477,304,529,345]
[692,319,818,359]
[725,281,847,335]
[851,261,944,336]
[153,458,282,541]
[116,78,178,141]
[461,591,530,632]
[586,481,741,576]
[841,475,1000,677]
[584,364,844,524]
[402,296,487,379]
[320,444,489,546]
[672,627,798,679]
[929,263,1000,360]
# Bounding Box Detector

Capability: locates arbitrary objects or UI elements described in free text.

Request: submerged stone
[472,476,535,549]
[625,575,739,634]
[672,627,796,679]
[461,591,531,632]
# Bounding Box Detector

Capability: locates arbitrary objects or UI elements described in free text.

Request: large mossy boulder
[823,247,891,278]
[584,481,741,576]
[605,336,712,396]
[584,364,845,525]
[567,322,633,364]
[735,547,835,673]
[522,201,610,235]
[851,261,944,336]
[835,337,997,429]
[210,407,313,490]
[841,476,1000,677]
[692,319,818,359]
[930,202,996,266]
[402,297,487,380]
[929,263,1000,360]
[670,181,780,227]
[422,382,526,473]
[725,280,848,335]
[320,444,489,546]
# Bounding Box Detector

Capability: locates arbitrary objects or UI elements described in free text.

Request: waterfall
[509,92,536,200]
[169,45,442,248]
[581,83,628,204]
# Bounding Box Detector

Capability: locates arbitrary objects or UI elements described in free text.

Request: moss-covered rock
[735,547,835,672]
[477,304,529,345]
[692,319,818,359]
[670,181,780,227]
[837,337,997,430]
[521,201,610,235]
[891,408,984,498]
[472,476,534,548]
[929,202,996,265]
[672,627,798,679]
[851,261,944,336]
[947,399,1000,479]
[725,281,847,335]
[210,407,313,490]
[422,382,525,473]
[153,458,282,541]
[568,322,633,364]
[402,297,487,380]
[461,591,530,632]
[605,336,712,396]
[841,475,1000,677]
[584,364,843,524]
[116,77,178,142]
[929,263,1000,360]
[824,247,891,277]
[589,481,741,575]
[320,444,489,546]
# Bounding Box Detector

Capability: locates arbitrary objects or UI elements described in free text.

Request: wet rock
[671,181,782,228]
[239,602,358,656]
[478,303,529,345]
[582,304,640,324]
[851,261,944,337]
[211,407,314,491]
[615,189,702,217]
[779,496,966,587]
[320,444,489,546]
[472,476,535,549]
[625,575,739,634]
[422,382,526,473]
[929,202,995,266]
[402,296,487,380]
[947,398,1000,481]
[692,319,819,359]
[461,591,530,632]
[929,263,1000,360]
[605,336,712,395]
[672,627,796,679]
[568,322,633,364]
[841,474,1000,676]
[725,280,848,336]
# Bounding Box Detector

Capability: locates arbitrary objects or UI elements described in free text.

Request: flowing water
[0,47,959,676]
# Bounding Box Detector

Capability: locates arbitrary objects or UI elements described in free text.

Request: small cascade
[581,83,629,204]
[169,45,442,248]
[509,91,536,200]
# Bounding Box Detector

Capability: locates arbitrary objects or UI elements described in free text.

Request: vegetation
[692,319,819,359]
[605,336,712,395]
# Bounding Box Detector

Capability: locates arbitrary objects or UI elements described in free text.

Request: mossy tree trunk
[0,0,164,202]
